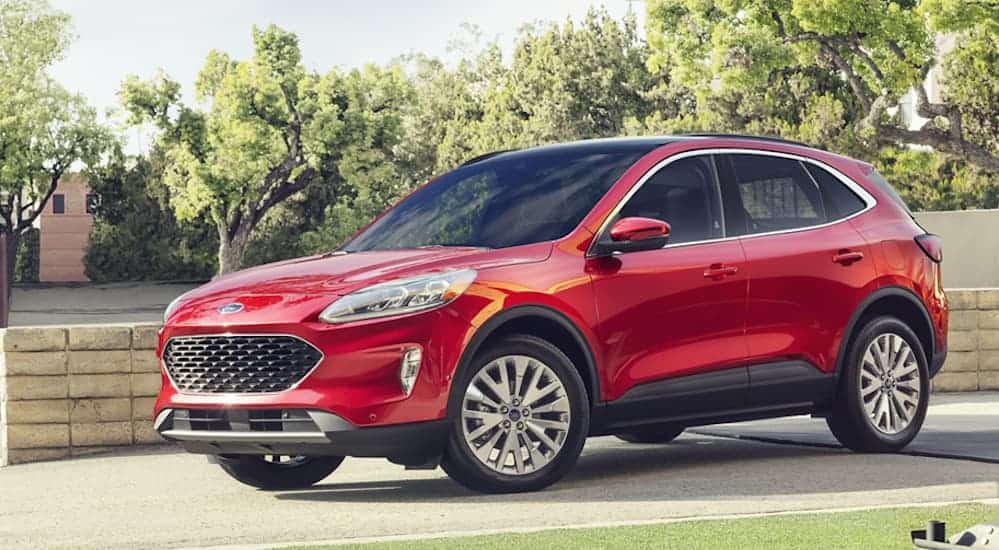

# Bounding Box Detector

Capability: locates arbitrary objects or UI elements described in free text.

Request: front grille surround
[163,334,324,394]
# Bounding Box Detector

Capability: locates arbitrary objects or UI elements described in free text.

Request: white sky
[49,0,644,151]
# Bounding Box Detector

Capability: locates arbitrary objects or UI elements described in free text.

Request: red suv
[155,135,948,493]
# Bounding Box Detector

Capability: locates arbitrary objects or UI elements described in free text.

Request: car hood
[167,245,552,326]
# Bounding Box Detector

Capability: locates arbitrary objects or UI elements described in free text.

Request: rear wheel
[615,424,684,444]
[442,335,589,493]
[826,316,929,452]
[217,455,344,490]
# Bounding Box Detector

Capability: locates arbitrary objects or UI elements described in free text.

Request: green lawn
[288,503,997,550]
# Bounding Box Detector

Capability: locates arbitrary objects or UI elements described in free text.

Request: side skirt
[590,360,835,436]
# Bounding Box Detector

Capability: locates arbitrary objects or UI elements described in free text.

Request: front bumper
[155,408,449,466]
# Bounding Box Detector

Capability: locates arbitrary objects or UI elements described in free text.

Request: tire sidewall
[444,335,589,492]
[218,455,344,490]
[843,316,930,448]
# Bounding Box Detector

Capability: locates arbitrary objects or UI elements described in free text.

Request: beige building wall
[916,209,999,289]
[38,175,94,282]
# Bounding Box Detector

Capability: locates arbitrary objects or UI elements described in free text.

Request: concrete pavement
[10,282,198,326]
[1,394,997,550]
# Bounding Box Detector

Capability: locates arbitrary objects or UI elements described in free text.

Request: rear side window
[867,169,912,215]
[727,154,826,234]
[804,164,868,219]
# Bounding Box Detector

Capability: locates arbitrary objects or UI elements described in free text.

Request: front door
[588,153,750,413]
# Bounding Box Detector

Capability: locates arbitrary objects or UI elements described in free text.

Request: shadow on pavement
[274,433,998,504]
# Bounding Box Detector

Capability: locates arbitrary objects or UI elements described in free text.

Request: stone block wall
[933,289,999,392]
[0,324,163,465]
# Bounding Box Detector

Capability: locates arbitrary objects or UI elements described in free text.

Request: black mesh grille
[163,335,322,393]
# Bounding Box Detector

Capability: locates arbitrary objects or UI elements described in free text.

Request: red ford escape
[155,135,948,494]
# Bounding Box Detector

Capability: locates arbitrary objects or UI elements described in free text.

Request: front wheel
[217,455,344,490]
[826,316,929,452]
[442,335,590,493]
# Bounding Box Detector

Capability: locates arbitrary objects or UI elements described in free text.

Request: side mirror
[592,217,670,256]
[610,217,671,242]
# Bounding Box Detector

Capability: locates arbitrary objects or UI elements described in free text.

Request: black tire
[217,455,344,490]
[826,316,930,452]
[615,424,684,444]
[441,334,590,494]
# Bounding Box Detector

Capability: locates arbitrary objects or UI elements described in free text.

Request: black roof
[460,134,815,167]
[460,137,679,166]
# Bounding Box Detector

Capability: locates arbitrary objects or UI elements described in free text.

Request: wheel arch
[453,305,601,407]
[836,286,935,382]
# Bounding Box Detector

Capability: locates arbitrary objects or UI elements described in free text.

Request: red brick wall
[38,176,93,282]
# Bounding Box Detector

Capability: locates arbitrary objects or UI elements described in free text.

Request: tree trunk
[6,231,19,289]
[216,222,252,276]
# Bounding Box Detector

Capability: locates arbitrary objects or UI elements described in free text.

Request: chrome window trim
[586,148,878,256]
[162,333,325,396]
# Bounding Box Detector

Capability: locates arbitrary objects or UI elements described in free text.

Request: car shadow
[273,433,999,504]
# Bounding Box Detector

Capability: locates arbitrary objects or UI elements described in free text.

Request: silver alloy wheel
[860,332,922,435]
[460,354,571,475]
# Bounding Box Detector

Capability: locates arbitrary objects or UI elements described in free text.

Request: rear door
[717,152,877,406]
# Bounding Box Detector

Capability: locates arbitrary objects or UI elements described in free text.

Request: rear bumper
[155,408,448,466]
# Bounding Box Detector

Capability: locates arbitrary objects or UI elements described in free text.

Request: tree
[121,25,409,274]
[0,0,111,288]
[645,0,999,172]
[406,9,655,172]
[84,150,217,282]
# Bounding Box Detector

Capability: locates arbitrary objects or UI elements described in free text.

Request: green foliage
[0,0,112,291]
[876,148,998,211]
[83,153,216,282]
[643,0,998,173]
[120,25,413,273]
[941,25,998,152]
[0,0,111,223]
[90,5,998,281]
[14,227,38,282]
[408,9,653,171]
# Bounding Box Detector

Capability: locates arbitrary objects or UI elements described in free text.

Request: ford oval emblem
[218,303,244,315]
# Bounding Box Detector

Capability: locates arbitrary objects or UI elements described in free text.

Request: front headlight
[318,269,477,324]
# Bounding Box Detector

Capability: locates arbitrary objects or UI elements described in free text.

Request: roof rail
[459,149,516,166]
[682,133,813,149]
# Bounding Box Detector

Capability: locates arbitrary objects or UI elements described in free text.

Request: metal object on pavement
[913,520,998,548]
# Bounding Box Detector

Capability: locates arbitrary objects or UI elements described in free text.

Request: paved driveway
[1,394,997,550]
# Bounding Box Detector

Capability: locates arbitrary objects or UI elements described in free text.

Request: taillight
[915,234,942,263]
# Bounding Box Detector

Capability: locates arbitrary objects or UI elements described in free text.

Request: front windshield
[343,146,651,251]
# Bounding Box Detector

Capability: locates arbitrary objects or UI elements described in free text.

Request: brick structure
[933,289,999,392]
[38,175,94,282]
[0,324,163,465]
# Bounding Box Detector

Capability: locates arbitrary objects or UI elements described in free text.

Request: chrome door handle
[703,263,739,279]
[832,250,864,265]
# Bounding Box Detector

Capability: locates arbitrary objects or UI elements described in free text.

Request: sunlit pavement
[1,393,996,550]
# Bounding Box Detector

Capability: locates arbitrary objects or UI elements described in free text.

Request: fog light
[399,347,422,396]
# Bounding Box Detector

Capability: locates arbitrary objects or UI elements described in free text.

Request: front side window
[615,155,723,245]
[728,154,826,234]
[344,147,651,251]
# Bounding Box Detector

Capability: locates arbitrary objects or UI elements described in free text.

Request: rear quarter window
[804,164,868,220]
